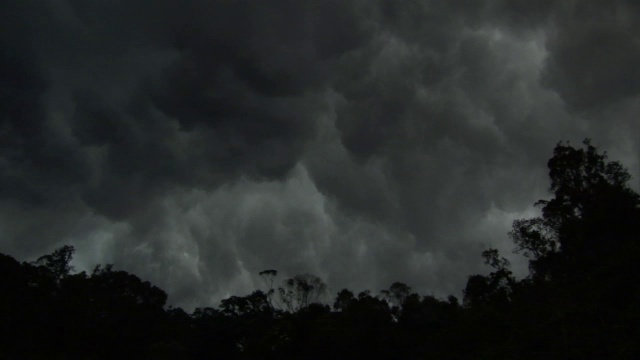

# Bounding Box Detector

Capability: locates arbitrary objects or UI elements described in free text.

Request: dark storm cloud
[1,0,638,308]
[542,1,640,110]
[56,0,371,220]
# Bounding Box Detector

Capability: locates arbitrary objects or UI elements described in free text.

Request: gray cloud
[542,1,640,110]
[1,0,638,309]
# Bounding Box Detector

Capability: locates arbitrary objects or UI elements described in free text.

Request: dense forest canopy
[1,140,638,359]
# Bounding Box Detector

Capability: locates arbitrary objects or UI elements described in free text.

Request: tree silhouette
[34,244,75,282]
[511,139,640,281]
[278,273,327,312]
[219,290,273,317]
[503,139,640,359]
[381,282,412,308]
[0,139,637,359]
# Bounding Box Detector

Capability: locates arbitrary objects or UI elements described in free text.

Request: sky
[1,0,639,310]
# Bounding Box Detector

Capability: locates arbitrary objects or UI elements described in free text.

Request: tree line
[1,139,638,359]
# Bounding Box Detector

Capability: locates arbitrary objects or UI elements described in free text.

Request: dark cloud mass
[1,0,638,309]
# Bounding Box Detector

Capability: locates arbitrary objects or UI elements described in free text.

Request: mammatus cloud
[1,0,638,309]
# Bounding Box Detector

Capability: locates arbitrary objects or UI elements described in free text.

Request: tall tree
[507,139,640,359]
[278,274,327,312]
[34,245,75,281]
[510,139,640,280]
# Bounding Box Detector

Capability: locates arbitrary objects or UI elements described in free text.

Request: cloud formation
[1,0,638,309]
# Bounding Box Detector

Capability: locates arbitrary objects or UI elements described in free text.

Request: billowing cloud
[1,0,638,309]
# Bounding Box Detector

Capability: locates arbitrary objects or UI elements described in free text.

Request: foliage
[0,139,638,359]
[277,273,327,312]
[34,244,75,281]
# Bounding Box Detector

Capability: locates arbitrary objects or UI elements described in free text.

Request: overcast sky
[1,0,639,310]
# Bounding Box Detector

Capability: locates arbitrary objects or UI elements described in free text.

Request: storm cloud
[1,0,638,309]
